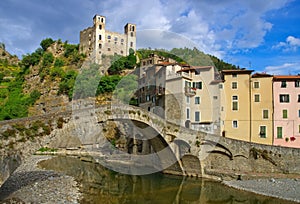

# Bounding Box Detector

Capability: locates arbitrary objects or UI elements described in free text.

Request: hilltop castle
[79,14,136,64]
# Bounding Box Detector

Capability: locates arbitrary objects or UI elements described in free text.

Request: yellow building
[220,70,253,141]
[250,73,273,145]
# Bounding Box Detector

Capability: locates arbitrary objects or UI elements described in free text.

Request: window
[295,80,300,87]
[299,125,300,133]
[107,35,111,39]
[107,48,111,51]
[186,108,190,119]
[254,81,260,88]
[298,95,300,102]
[146,95,150,101]
[254,94,260,102]
[232,120,238,128]
[232,95,238,111]
[232,102,238,110]
[114,37,118,41]
[185,81,191,87]
[186,96,190,104]
[193,81,202,89]
[121,39,124,43]
[219,84,223,89]
[281,81,287,88]
[99,44,102,49]
[99,25,102,30]
[298,110,300,118]
[195,70,200,75]
[131,32,134,37]
[263,110,269,119]
[195,97,200,104]
[260,126,266,138]
[195,111,200,122]
[99,35,102,40]
[152,96,155,103]
[232,82,237,89]
[283,109,288,119]
[279,94,290,103]
[277,127,283,138]
[232,73,237,78]
[130,42,133,47]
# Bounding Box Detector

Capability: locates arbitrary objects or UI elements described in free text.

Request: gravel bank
[223,178,300,203]
[0,155,81,203]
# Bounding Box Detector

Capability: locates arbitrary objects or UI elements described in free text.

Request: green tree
[73,63,101,99]
[42,52,54,67]
[96,75,123,95]
[40,38,55,51]
[113,74,138,104]
[58,70,78,100]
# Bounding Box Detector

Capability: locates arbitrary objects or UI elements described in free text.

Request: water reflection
[38,156,296,204]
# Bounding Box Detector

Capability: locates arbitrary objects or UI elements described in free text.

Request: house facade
[137,55,221,134]
[220,69,253,141]
[250,73,273,145]
[273,76,300,148]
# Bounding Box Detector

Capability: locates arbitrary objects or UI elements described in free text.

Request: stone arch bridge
[0,103,300,181]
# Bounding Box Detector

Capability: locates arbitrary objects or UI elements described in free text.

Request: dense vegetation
[0,38,85,120]
[137,47,237,71]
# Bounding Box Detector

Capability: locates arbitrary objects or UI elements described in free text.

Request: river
[38,156,297,204]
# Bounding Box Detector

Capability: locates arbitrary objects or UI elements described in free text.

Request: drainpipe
[271,77,274,145]
[249,76,252,142]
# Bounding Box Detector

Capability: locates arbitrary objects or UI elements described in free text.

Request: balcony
[185,86,196,97]
[156,87,165,97]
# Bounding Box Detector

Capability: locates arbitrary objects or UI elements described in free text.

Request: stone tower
[124,23,136,55]
[80,14,136,64]
[93,15,106,64]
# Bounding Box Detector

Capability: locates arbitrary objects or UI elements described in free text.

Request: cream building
[79,14,136,64]
[138,55,221,134]
[220,69,253,141]
[250,73,273,145]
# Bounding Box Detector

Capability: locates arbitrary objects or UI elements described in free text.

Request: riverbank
[1,155,300,203]
[223,178,300,203]
[0,155,81,203]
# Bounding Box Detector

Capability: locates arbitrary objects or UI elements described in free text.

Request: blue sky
[0,0,300,75]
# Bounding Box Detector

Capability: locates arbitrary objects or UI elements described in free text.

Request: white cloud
[0,0,294,60]
[264,63,300,75]
[273,36,300,52]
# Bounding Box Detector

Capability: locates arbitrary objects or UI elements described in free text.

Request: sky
[0,0,300,75]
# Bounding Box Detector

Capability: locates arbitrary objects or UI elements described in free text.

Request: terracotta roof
[221,69,254,74]
[273,75,300,81]
[252,72,273,78]
[193,66,213,69]
[155,61,175,66]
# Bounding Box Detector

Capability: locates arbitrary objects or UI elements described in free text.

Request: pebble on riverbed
[0,155,81,203]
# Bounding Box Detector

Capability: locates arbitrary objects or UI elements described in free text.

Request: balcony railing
[184,86,196,96]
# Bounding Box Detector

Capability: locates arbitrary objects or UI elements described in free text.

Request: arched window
[101,18,104,23]
[131,32,134,37]
[132,26,135,32]
[99,44,102,49]
[99,25,102,30]
[99,35,102,40]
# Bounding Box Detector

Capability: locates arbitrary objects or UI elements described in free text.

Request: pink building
[273,76,300,148]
